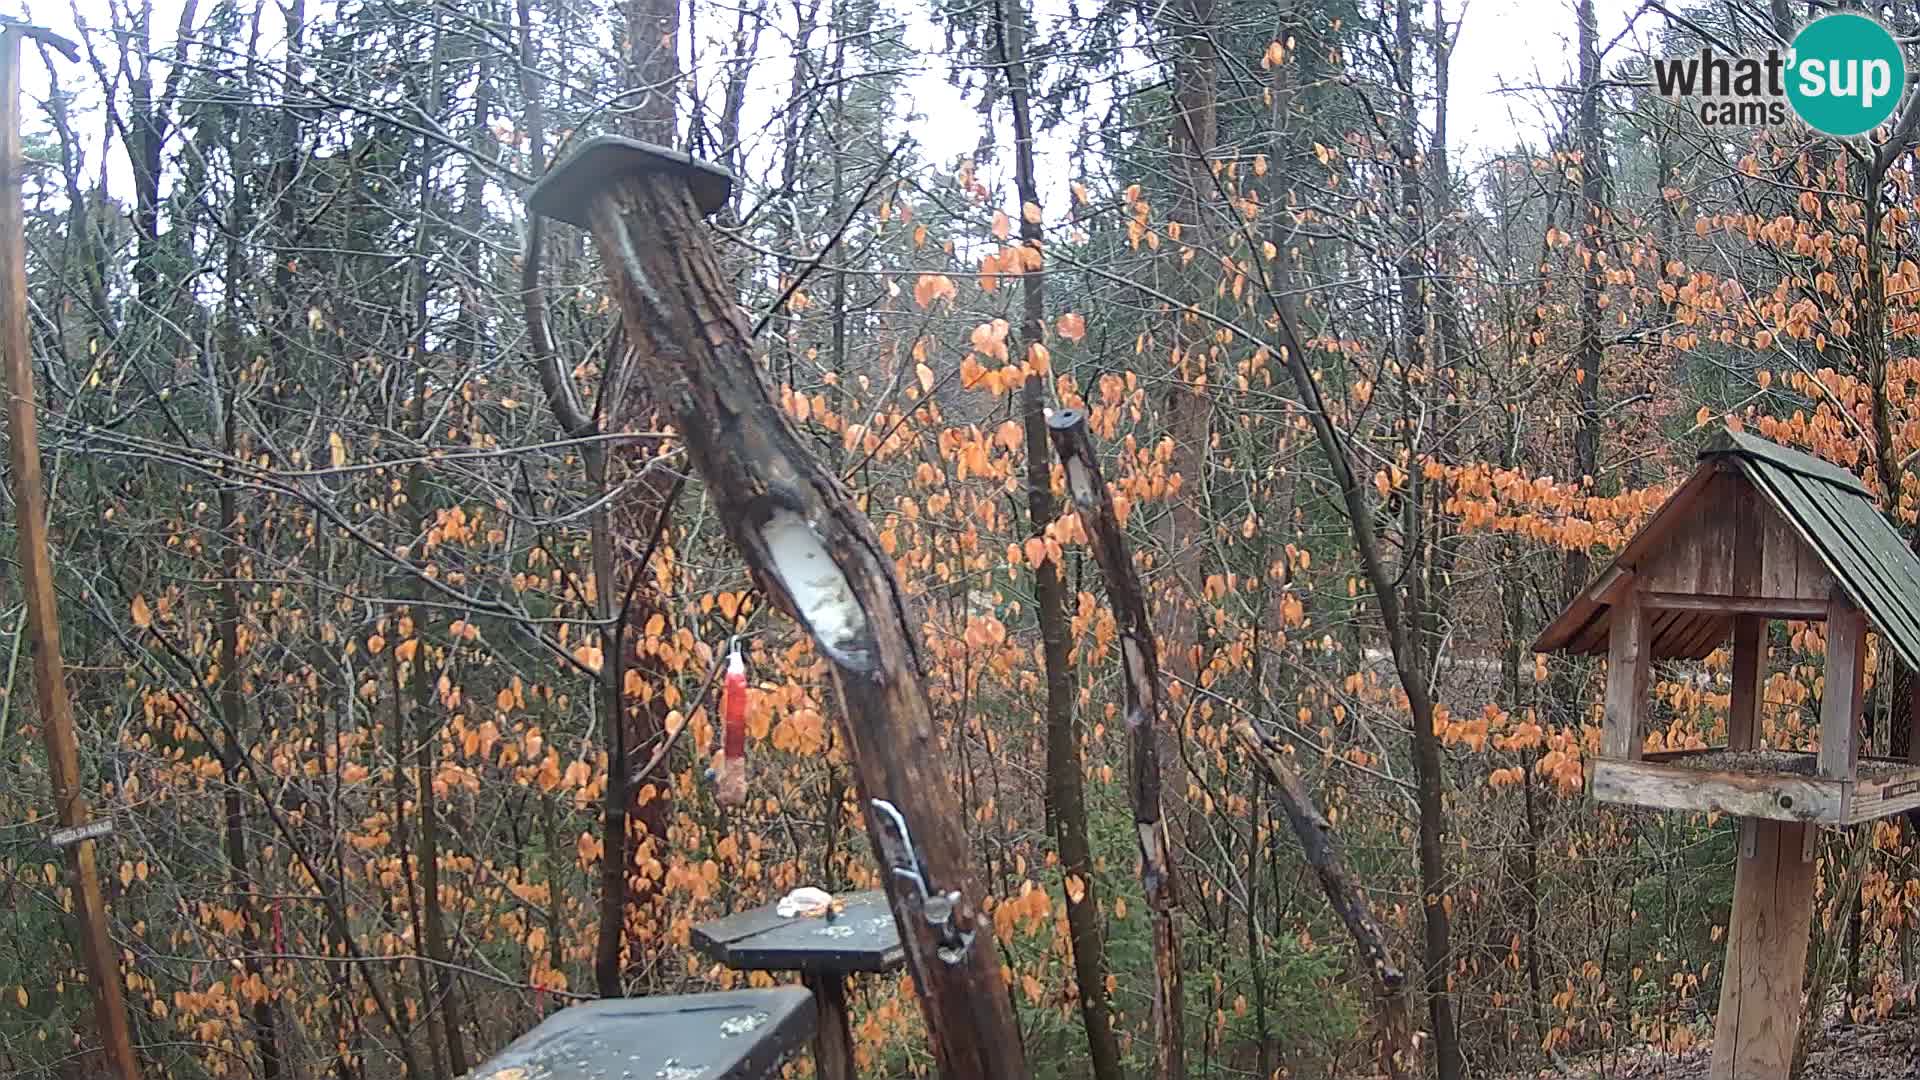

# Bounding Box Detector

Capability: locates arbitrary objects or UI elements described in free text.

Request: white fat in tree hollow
[761,508,868,662]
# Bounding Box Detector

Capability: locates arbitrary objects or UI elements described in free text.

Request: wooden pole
[527,139,1030,1078]
[801,974,856,1080]
[0,24,141,1080]
[1710,819,1815,1080]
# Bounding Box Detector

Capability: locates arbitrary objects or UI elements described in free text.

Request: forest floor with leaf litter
[1498,1009,1918,1077]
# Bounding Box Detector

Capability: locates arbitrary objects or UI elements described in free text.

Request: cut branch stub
[529,141,1029,1078]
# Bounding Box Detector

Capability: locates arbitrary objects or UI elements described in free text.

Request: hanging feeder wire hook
[870,798,975,964]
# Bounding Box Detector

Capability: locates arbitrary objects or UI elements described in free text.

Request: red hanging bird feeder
[716,638,749,806]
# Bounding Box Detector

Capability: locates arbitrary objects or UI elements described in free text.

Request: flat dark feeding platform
[527,135,736,229]
[690,890,905,975]
[468,988,815,1080]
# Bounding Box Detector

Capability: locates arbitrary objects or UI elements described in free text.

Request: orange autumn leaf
[912,273,955,309]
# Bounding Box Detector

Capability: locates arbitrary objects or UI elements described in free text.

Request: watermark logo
[1651,13,1907,137]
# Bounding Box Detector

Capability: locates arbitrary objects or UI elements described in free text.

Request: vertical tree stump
[527,136,1029,1078]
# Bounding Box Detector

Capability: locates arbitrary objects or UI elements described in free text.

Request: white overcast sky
[6,0,1651,219]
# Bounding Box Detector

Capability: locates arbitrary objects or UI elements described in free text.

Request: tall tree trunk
[992,3,1124,1077]
[1393,1,1464,1074]
[1566,0,1607,593]
[623,0,680,142]
[1154,0,1216,715]
[216,28,280,1072]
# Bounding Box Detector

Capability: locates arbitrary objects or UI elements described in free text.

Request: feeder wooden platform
[690,891,903,1080]
[1590,749,1920,824]
[467,988,815,1080]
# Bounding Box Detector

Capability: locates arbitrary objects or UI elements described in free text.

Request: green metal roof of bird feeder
[1534,429,1920,674]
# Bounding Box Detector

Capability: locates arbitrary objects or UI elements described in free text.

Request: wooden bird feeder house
[1536,430,1920,1079]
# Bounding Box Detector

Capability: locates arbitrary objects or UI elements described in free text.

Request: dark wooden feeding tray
[690,890,904,975]
[467,988,815,1080]
[689,891,903,1080]
[1590,748,1920,825]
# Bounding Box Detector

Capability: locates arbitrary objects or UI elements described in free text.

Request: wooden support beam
[1709,819,1816,1080]
[1604,592,1650,760]
[0,27,140,1080]
[1641,593,1827,620]
[1728,617,1765,752]
[1820,593,1866,780]
[528,139,1029,1077]
[801,974,855,1080]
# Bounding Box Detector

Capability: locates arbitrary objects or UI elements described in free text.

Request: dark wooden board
[691,891,905,976]
[468,989,816,1080]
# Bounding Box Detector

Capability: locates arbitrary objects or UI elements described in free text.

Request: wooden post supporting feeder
[527,137,1030,1078]
[1537,430,1920,1080]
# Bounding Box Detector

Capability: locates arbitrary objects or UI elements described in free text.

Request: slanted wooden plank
[1709,819,1816,1080]
[1604,593,1650,760]
[1820,593,1866,780]
[1589,758,1845,823]
[1708,429,1872,495]
[1728,617,1765,751]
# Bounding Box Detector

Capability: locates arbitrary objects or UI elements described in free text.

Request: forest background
[1,0,1916,1076]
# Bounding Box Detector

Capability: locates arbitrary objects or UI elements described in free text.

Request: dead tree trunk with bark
[1046,410,1185,1080]
[1232,722,1418,1078]
[528,140,1031,1078]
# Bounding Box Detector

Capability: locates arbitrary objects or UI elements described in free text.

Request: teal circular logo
[1787,14,1907,137]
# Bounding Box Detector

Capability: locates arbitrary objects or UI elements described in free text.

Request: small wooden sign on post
[50,819,113,848]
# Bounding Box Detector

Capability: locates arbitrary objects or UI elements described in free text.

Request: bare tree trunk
[214,22,281,1071]
[1391,2,1463,1074]
[991,3,1123,1076]
[1566,0,1607,592]
[622,0,680,142]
